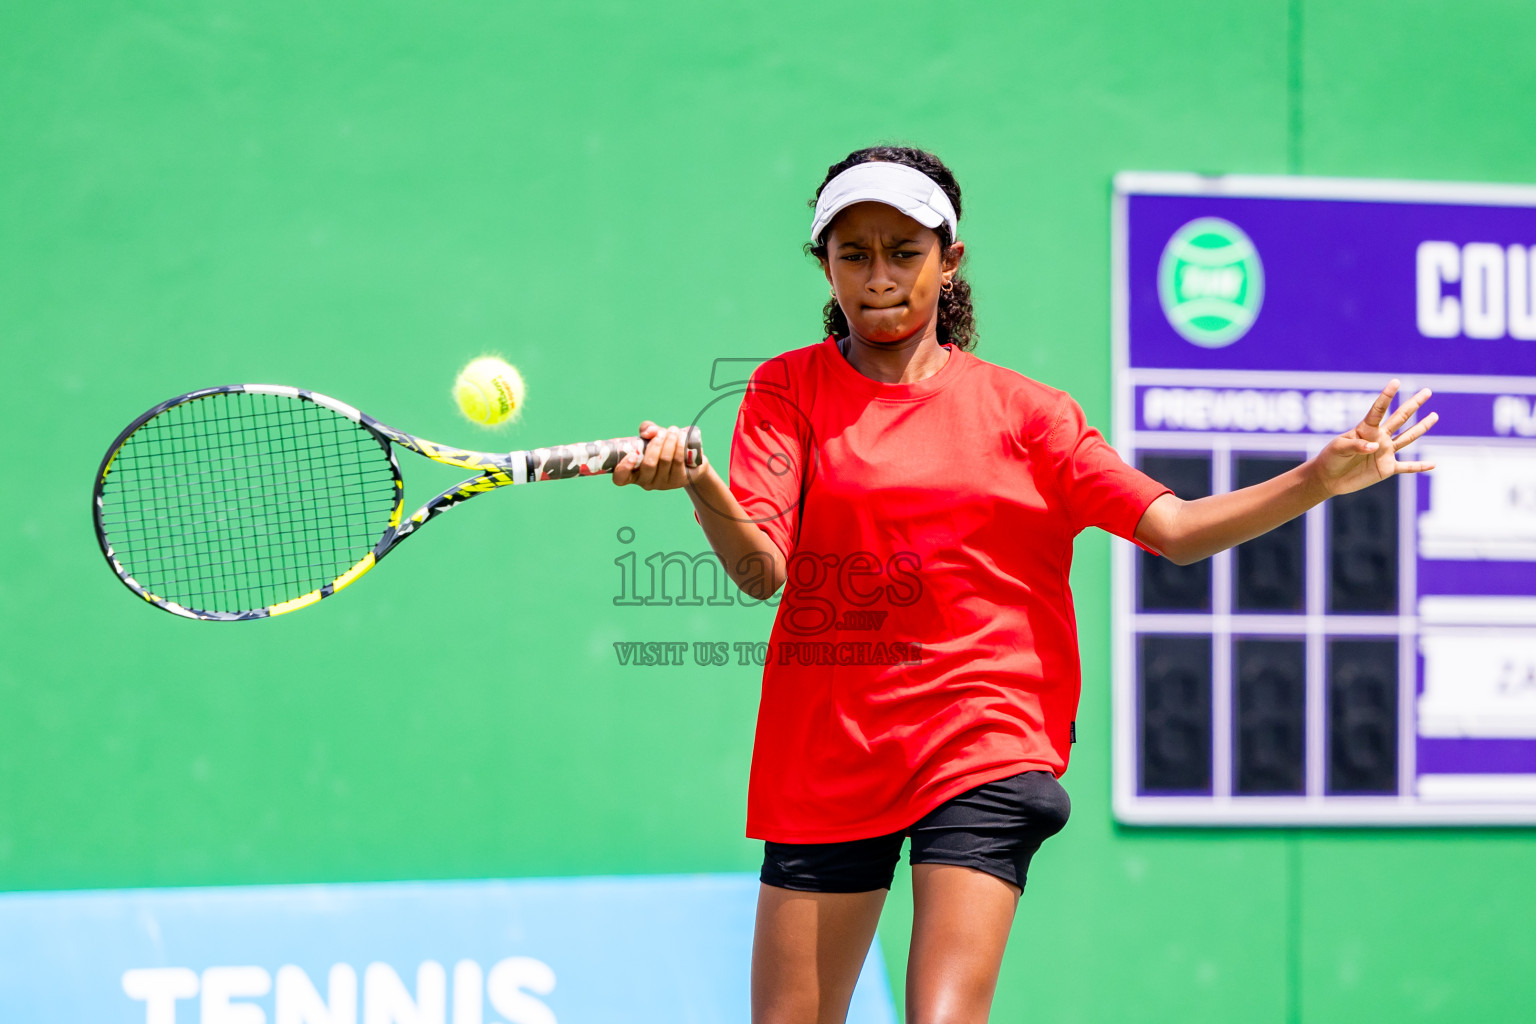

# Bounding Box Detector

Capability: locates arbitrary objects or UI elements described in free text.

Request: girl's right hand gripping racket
[93,384,702,621]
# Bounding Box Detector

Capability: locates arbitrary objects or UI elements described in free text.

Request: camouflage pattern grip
[524,426,703,482]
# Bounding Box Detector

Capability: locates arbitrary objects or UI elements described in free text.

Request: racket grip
[525,426,703,482]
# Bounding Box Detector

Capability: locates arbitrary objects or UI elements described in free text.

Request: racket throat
[374,526,407,563]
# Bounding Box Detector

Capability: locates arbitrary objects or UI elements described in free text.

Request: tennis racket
[93,384,702,621]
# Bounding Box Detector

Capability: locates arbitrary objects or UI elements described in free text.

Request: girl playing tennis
[616,145,1435,1024]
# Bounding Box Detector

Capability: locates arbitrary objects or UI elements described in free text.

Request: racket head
[93,385,405,620]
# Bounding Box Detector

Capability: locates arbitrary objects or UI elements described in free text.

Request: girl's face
[821,201,961,345]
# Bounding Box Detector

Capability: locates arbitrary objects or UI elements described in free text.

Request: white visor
[810,162,959,245]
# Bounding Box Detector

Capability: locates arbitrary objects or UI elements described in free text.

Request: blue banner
[0,873,897,1023]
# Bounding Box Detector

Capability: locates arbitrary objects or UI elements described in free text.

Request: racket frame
[94,383,698,621]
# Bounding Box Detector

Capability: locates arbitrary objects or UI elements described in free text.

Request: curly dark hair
[806,145,977,351]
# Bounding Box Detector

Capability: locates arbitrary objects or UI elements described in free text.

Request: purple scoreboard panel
[1112,173,1536,825]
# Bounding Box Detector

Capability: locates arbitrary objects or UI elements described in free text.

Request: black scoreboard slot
[1233,639,1306,795]
[1137,454,1212,611]
[1138,634,1213,792]
[1234,456,1306,612]
[1327,481,1399,613]
[1327,639,1399,794]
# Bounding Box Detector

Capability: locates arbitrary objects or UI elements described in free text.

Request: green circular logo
[1158,217,1264,348]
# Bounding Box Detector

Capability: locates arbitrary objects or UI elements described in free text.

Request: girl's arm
[614,421,787,600]
[1135,380,1438,566]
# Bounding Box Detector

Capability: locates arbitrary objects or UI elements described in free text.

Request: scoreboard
[1112,173,1536,825]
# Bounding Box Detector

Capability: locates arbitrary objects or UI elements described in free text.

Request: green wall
[2,2,1534,1021]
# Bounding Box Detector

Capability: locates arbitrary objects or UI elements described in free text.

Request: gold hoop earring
[941,279,956,295]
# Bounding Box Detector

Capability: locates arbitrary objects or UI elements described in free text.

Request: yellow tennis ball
[453,356,525,426]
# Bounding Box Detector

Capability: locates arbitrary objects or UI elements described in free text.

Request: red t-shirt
[728,336,1171,843]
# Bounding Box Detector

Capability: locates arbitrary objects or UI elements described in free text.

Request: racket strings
[98,391,399,614]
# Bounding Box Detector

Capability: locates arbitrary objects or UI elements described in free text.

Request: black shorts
[760,771,1071,893]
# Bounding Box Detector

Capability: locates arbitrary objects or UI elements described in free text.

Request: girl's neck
[839,331,949,384]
